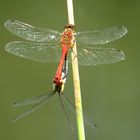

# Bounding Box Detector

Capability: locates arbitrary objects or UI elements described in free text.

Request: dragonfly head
[65,24,75,31]
[53,83,64,94]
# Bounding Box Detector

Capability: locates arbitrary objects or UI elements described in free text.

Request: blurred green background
[0,0,140,140]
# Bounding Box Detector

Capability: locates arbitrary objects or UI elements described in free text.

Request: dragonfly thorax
[61,27,75,49]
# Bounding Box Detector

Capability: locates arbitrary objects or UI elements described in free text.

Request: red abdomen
[53,45,68,85]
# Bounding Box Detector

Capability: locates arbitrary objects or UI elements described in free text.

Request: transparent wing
[61,94,97,130]
[68,46,125,65]
[13,91,55,107]
[5,41,61,63]
[76,26,127,45]
[58,94,75,134]
[12,91,55,122]
[4,19,61,43]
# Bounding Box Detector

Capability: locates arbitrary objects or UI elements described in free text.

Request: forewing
[5,41,61,63]
[12,91,55,122]
[69,46,125,65]
[13,91,55,107]
[76,26,127,45]
[4,20,61,43]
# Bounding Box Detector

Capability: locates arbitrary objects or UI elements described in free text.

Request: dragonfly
[4,19,127,129]
[12,55,97,130]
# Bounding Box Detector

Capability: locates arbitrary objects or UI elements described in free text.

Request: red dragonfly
[5,20,127,85]
[4,20,127,130]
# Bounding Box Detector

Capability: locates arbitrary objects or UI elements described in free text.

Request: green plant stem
[66,0,86,140]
